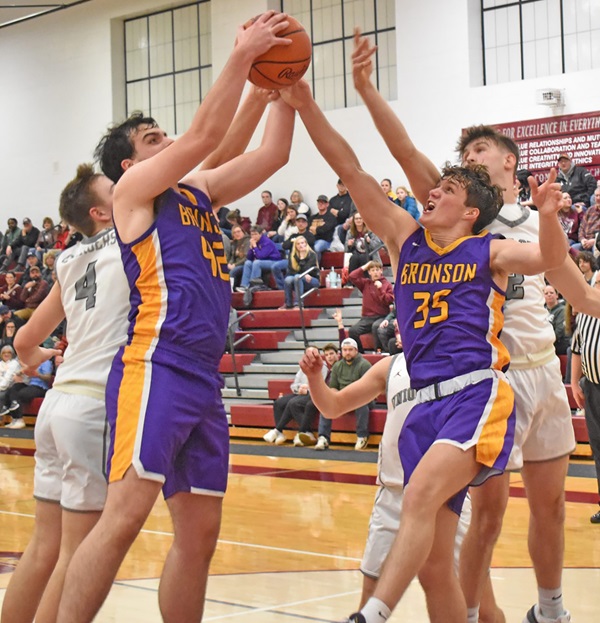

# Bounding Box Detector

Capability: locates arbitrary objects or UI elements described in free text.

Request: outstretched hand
[299,346,323,377]
[530,168,564,216]
[279,80,313,110]
[352,28,377,91]
[236,11,291,58]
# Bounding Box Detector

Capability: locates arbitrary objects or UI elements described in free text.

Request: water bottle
[327,266,336,288]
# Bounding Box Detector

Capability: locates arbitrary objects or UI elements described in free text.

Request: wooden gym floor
[0,435,598,622]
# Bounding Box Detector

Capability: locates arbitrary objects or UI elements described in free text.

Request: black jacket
[558,165,597,206]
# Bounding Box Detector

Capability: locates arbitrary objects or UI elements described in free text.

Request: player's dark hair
[440,163,504,234]
[456,125,520,174]
[94,111,158,183]
[59,164,103,237]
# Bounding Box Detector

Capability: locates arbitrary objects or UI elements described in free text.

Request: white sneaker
[293,433,303,447]
[354,437,368,450]
[274,430,286,445]
[298,431,317,446]
[523,605,571,623]
[6,419,25,430]
[314,435,329,450]
[263,428,279,443]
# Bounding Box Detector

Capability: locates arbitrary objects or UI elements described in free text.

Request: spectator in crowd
[0,218,21,272]
[226,225,250,290]
[5,217,41,273]
[0,305,24,333]
[313,337,372,451]
[18,250,41,285]
[516,169,536,208]
[380,178,397,201]
[226,208,251,234]
[558,192,582,247]
[578,251,596,284]
[272,213,315,289]
[279,236,320,310]
[0,321,18,349]
[377,308,403,355]
[289,189,311,215]
[277,203,299,241]
[267,197,289,240]
[309,194,338,257]
[543,284,570,355]
[237,225,281,292]
[394,186,420,219]
[345,213,383,274]
[2,356,53,429]
[557,152,597,207]
[15,265,49,321]
[263,345,339,446]
[215,206,231,238]
[329,178,354,225]
[348,260,394,353]
[41,251,57,285]
[35,217,58,260]
[53,221,70,250]
[0,272,23,310]
[256,190,278,231]
[570,277,600,524]
[0,345,20,419]
[574,187,600,251]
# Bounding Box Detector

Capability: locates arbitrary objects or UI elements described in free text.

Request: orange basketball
[245,14,312,90]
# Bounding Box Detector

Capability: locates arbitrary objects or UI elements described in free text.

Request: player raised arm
[280,80,418,268]
[200,94,295,207]
[299,347,390,418]
[115,12,291,205]
[352,29,439,205]
[491,169,568,277]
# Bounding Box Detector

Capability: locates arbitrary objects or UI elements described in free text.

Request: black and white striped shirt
[572,313,600,385]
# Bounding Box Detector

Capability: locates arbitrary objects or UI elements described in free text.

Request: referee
[571,276,600,524]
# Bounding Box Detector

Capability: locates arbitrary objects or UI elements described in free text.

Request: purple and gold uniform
[106,183,231,498]
[394,228,515,513]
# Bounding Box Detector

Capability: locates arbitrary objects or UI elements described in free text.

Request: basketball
[245,14,311,90]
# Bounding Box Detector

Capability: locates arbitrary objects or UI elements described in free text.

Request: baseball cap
[27,249,37,257]
[0,305,10,315]
[295,213,308,221]
[341,337,358,349]
[557,153,571,162]
[22,217,31,225]
[317,195,329,203]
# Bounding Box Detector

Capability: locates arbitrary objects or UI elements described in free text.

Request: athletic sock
[361,597,391,623]
[467,606,479,623]
[538,586,564,620]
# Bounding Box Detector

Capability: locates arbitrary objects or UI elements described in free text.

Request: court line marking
[0,510,362,562]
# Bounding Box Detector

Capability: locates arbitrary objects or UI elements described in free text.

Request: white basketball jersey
[53,228,129,395]
[485,203,555,357]
[379,354,417,489]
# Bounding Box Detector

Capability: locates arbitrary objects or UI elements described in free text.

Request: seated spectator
[344,213,383,274]
[348,260,394,353]
[558,192,582,247]
[35,217,58,260]
[0,306,25,333]
[557,152,597,207]
[0,272,23,310]
[0,320,18,349]
[0,345,20,418]
[313,337,372,451]
[578,251,596,284]
[543,285,570,356]
[215,206,231,238]
[395,186,420,220]
[41,251,58,285]
[237,226,281,292]
[309,195,338,258]
[377,307,403,355]
[0,219,21,270]
[380,178,397,201]
[19,250,41,285]
[15,265,49,320]
[227,225,250,290]
[272,213,315,289]
[256,190,278,231]
[0,217,40,273]
[279,236,320,310]
[53,221,71,250]
[277,204,299,241]
[267,198,289,241]
[226,208,251,235]
[329,179,354,225]
[289,189,311,216]
[2,357,53,429]
[574,187,600,251]
[516,169,536,208]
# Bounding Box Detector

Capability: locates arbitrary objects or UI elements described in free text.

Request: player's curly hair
[94,111,158,183]
[59,163,103,237]
[440,163,504,234]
